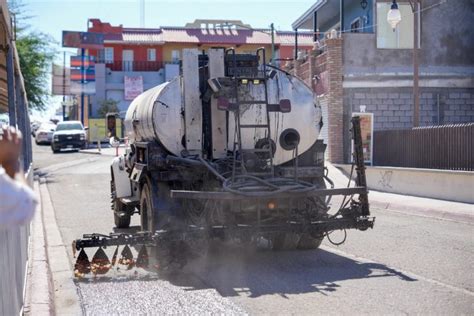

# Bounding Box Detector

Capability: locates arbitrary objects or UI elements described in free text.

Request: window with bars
[147,48,156,61]
[171,50,180,62]
[104,47,114,63]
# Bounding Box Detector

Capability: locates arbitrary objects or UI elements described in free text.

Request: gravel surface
[78,277,246,315]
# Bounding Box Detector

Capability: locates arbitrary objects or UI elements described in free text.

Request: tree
[9,1,56,111]
[98,99,119,118]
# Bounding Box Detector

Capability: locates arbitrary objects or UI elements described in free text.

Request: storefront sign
[124,76,143,100]
[62,31,104,49]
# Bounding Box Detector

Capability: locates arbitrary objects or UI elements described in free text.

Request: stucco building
[84,19,313,117]
[290,0,474,163]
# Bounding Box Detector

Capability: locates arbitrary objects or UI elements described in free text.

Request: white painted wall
[338,165,474,204]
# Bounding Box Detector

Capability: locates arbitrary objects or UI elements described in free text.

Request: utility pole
[270,23,275,65]
[81,47,85,124]
[388,0,422,127]
[409,0,421,127]
[62,51,66,121]
[140,0,145,28]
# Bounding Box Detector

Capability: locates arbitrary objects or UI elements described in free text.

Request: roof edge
[291,0,327,30]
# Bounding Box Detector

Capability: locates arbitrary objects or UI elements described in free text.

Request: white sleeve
[0,167,38,228]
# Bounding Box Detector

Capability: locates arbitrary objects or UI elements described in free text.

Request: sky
[19,0,316,119]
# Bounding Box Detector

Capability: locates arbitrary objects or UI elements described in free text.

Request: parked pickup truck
[51,121,87,153]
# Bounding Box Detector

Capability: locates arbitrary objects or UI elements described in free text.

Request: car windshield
[55,123,83,131]
[39,124,56,131]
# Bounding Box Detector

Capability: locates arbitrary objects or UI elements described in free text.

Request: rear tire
[111,179,132,229]
[297,234,323,250]
[139,179,184,271]
[139,181,155,231]
[272,233,300,250]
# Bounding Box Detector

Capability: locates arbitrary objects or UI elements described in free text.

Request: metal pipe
[81,47,85,124]
[166,155,204,167]
[437,93,440,125]
[63,51,66,121]
[413,1,420,127]
[270,23,275,65]
[15,74,27,169]
[7,45,16,126]
[294,28,298,60]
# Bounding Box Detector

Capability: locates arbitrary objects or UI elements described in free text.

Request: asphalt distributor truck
[73,48,374,276]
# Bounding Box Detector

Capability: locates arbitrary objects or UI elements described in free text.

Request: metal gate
[318,96,328,146]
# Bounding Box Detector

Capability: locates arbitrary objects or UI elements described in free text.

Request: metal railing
[0,2,33,313]
[101,60,164,72]
[373,123,474,171]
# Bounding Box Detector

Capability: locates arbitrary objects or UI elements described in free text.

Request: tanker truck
[73,48,374,274]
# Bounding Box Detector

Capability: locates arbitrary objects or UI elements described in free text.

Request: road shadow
[165,246,417,298]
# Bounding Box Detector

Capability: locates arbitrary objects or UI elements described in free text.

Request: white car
[35,123,56,145]
[31,121,41,136]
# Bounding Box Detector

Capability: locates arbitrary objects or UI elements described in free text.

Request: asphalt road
[33,142,474,315]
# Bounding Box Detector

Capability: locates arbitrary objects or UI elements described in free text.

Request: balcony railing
[99,60,164,72]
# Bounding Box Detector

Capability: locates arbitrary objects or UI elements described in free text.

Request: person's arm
[0,126,22,178]
[0,167,38,227]
[0,126,37,228]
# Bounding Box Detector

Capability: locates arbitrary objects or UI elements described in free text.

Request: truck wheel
[140,180,185,271]
[297,234,323,250]
[272,233,299,250]
[111,179,132,228]
[140,182,155,231]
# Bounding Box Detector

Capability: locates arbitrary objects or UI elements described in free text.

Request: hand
[0,126,22,178]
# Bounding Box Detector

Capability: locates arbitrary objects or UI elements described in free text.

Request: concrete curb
[78,149,102,155]
[39,181,82,315]
[370,198,474,225]
[24,182,55,315]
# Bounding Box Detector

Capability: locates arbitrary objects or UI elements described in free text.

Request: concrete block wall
[345,88,474,130]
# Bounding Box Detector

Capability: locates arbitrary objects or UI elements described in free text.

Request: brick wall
[325,38,344,164]
[291,38,344,164]
[346,88,474,130]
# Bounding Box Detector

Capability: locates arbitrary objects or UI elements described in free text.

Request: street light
[387,0,402,31]
[387,0,422,127]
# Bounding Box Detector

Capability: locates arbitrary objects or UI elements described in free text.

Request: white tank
[125,77,185,155]
[124,70,322,165]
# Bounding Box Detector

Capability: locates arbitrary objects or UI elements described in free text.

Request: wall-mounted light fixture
[360,0,368,10]
[387,0,402,31]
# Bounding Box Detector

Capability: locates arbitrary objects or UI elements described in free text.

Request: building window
[147,48,156,61]
[351,18,361,33]
[171,50,180,63]
[376,2,416,49]
[104,47,114,63]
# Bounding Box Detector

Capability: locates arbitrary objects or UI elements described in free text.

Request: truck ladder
[226,48,275,180]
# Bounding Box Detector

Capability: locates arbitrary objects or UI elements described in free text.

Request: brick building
[83,19,313,117]
[291,0,474,163]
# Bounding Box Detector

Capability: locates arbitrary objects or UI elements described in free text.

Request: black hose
[326,229,347,246]
[197,156,226,182]
[223,175,318,197]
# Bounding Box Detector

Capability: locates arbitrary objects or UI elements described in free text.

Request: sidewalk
[79,143,127,157]
[25,181,82,315]
[326,162,474,224]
